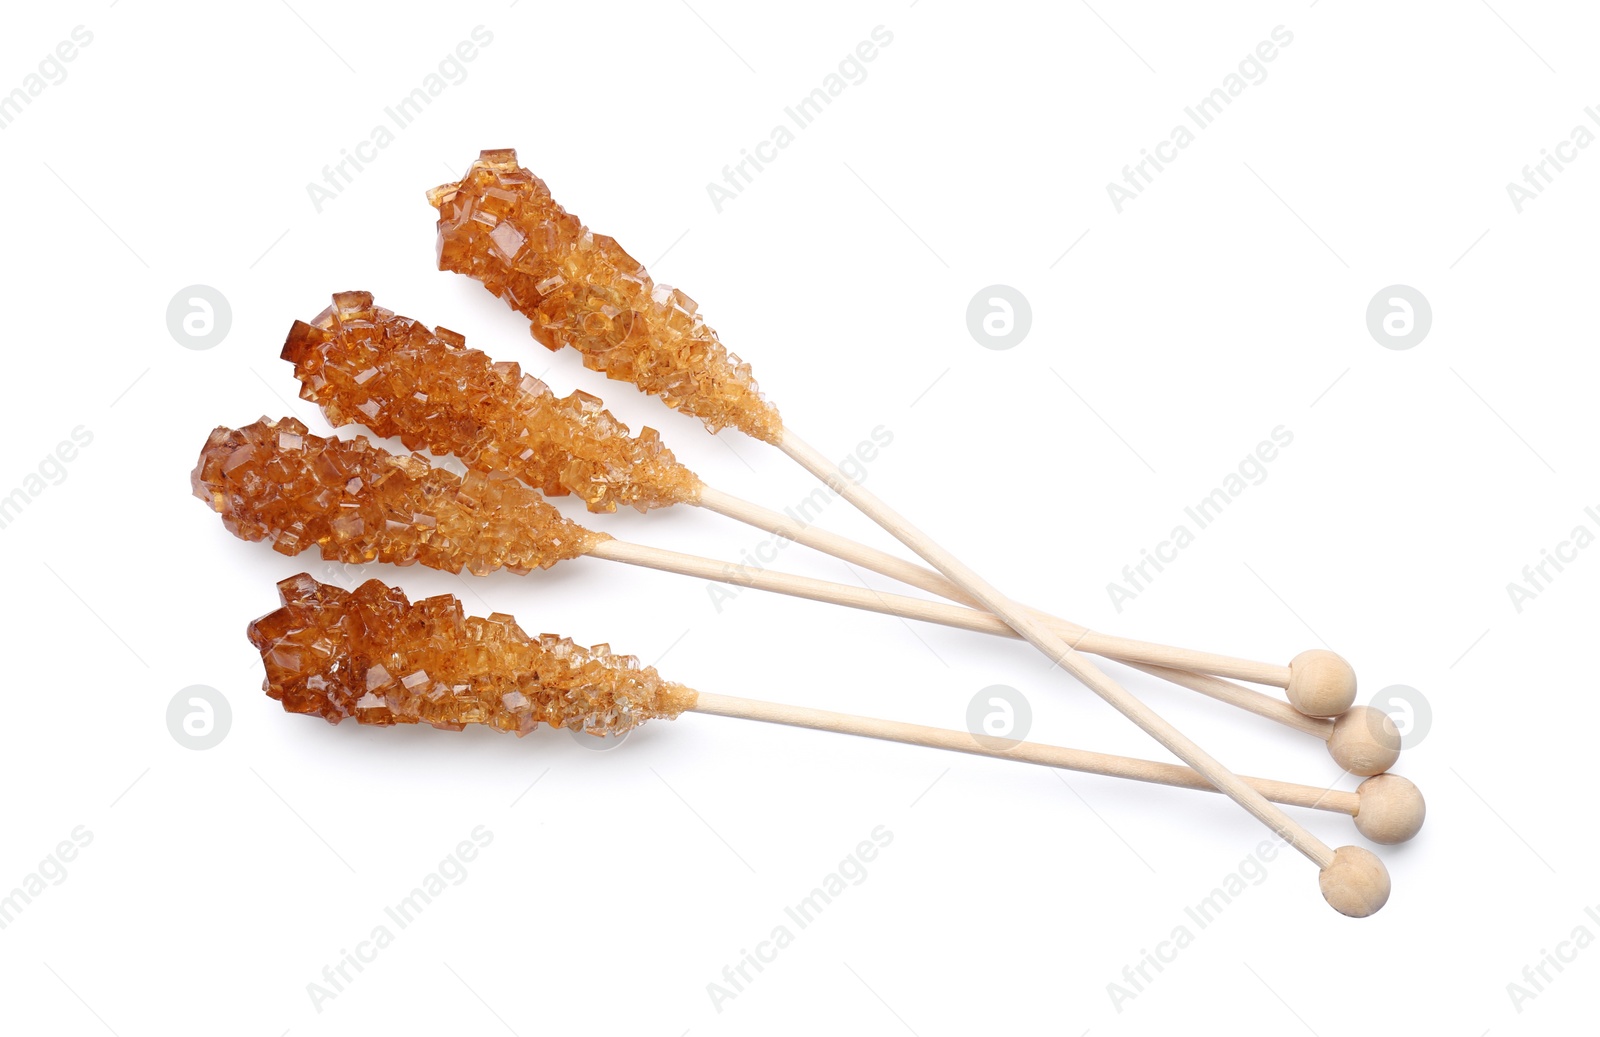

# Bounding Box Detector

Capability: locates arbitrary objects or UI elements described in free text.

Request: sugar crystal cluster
[191,416,605,576]
[283,291,703,513]
[248,573,696,735]
[429,149,784,443]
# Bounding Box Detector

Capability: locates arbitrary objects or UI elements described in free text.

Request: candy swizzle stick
[192,415,1395,773]
[281,293,1397,774]
[249,574,1425,845]
[428,151,1387,914]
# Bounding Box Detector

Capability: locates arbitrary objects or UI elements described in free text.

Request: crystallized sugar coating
[430,149,783,442]
[283,291,702,513]
[247,573,697,735]
[191,416,605,576]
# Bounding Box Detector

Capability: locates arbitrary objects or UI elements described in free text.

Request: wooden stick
[600,536,1332,815]
[771,428,1388,916]
[598,533,1398,773]
[691,691,1423,844]
[694,484,1290,685]
[1122,662,1330,737]
[694,483,1396,764]
[587,538,1400,773]
[690,691,1358,815]
[589,540,1278,681]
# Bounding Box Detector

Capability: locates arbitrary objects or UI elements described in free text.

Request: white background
[1,1,1595,1033]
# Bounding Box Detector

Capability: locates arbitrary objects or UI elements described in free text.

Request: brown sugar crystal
[283,291,703,513]
[429,149,784,443]
[191,416,606,576]
[248,573,696,735]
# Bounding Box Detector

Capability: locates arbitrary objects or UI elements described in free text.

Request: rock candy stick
[249,572,695,735]
[193,412,1391,778]
[429,150,780,442]
[284,291,700,514]
[427,152,1353,713]
[191,417,604,576]
[280,293,1396,774]
[248,575,1424,844]
[429,151,1387,916]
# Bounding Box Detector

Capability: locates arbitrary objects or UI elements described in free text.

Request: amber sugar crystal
[248,573,696,735]
[283,291,703,513]
[191,416,607,576]
[429,149,784,443]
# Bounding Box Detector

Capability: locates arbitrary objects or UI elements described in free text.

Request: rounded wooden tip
[1354,774,1426,844]
[1319,845,1390,917]
[1287,650,1357,718]
[1327,706,1401,775]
